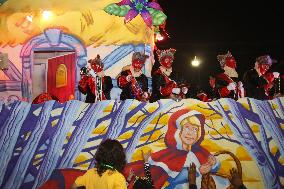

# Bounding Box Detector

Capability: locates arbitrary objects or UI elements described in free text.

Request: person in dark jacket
[151,48,188,102]
[117,52,150,101]
[78,55,113,103]
[243,55,279,100]
[214,51,244,100]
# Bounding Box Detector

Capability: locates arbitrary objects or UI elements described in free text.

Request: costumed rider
[264,58,283,98]
[78,55,113,103]
[117,52,150,101]
[243,55,279,100]
[151,48,188,102]
[214,51,245,100]
[206,76,219,101]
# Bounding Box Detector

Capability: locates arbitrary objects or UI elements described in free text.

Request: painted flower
[117,0,163,27]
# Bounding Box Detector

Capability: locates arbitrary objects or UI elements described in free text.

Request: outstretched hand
[229,168,243,187]
[207,155,216,166]
[188,163,196,185]
[199,163,212,175]
[142,149,151,163]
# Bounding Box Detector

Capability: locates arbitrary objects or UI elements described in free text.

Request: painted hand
[188,163,196,185]
[207,155,216,166]
[142,149,151,163]
[229,168,243,187]
[199,163,212,175]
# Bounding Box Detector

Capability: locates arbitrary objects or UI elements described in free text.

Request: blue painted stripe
[87,100,134,168]
[32,100,82,188]
[3,101,55,189]
[252,99,284,158]
[33,47,74,52]
[0,81,21,92]
[103,45,134,70]
[57,101,108,168]
[275,98,284,118]
[0,100,3,112]
[0,101,31,186]
[106,100,133,139]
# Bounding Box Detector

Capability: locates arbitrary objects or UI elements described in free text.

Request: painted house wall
[0,0,154,47]
[0,19,154,102]
[0,0,155,102]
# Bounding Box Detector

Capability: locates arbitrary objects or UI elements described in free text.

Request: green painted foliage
[148,8,167,26]
[104,3,167,27]
[0,0,9,6]
[104,3,131,17]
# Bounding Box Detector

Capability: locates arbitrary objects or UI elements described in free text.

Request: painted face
[132,59,144,71]
[180,123,199,147]
[225,57,236,69]
[161,56,173,68]
[91,63,103,73]
[258,63,270,75]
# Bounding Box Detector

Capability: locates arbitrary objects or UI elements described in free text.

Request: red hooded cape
[124,109,211,189]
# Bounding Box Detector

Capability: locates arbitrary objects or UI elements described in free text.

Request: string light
[155,33,164,41]
[191,56,200,67]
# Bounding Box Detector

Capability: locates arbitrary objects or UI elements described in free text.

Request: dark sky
[155,0,283,91]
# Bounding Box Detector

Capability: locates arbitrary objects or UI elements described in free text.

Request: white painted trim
[174,129,183,150]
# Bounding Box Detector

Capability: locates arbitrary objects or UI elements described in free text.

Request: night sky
[155,0,283,92]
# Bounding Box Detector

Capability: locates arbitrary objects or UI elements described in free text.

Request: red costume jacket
[78,75,113,103]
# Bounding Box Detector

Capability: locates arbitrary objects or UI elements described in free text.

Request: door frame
[32,51,75,99]
[20,28,88,102]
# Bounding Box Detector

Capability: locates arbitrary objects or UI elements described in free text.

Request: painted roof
[0,0,153,47]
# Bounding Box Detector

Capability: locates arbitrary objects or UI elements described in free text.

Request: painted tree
[125,100,174,161]
[208,99,283,188]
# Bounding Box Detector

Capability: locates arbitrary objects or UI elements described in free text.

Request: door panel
[47,53,75,103]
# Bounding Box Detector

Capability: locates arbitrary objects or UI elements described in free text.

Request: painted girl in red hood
[125,109,219,189]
